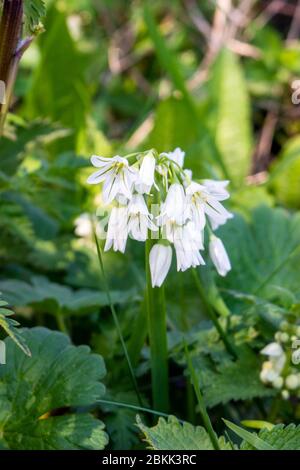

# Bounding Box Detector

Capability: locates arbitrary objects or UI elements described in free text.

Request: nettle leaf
[0,293,30,357]
[24,0,46,33]
[241,424,300,450]
[193,348,275,408]
[136,415,230,450]
[217,206,300,300]
[103,392,140,450]
[0,327,108,450]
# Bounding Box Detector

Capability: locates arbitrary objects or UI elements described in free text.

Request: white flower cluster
[260,323,300,399]
[87,148,233,287]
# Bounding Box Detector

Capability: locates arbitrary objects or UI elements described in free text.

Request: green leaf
[209,48,253,185]
[193,348,274,408]
[224,420,274,450]
[0,293,30,356]
[103,392,140,450]
[136,415,230,450]
[269,136,300,208]
[0,327,108,450]
[241,424,300,450]
[218,206,300,299]
[143,4,196,116]
[24,5,91,152]
[0,277,137,316]
[0,120,67,176]
[24,0,46,33]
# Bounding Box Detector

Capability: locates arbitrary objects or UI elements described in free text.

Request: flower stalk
[145,236,169,413]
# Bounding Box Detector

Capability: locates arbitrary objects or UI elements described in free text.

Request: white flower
[162,147,185,167]
[285,374,299,390]
[173,221,205,272]
[87,155,137,204]
[260,342,286,385]
[186,181,232,231]
[261,342,284,357]
[104,206,128,253]
[149,244,172,287]
[74,213,92,237]
[209,236,231,277]
[135,152,156,194]
[159,183,188,226]
[127,194,158,242]
[202,180,230,201]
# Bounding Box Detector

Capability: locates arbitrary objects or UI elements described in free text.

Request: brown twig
[0,0,24,135]
[252,110,278,173]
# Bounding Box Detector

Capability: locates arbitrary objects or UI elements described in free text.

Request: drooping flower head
[87,147,233,287]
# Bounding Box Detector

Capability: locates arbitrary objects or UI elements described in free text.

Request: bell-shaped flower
[186,181,232,231]
[135,151,156,194]
[104,206,129,253]
[202,179,230,201]
[149,243,172,287]
[87,155,137,204]
[209,236,231,276]
[173,221,205,272]
[158,183,188,226]
[128,194,158,242]
[161,147,185,167]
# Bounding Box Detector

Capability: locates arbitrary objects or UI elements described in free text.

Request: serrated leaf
[218,206,300,300]
[193,348,275,408]
[0,293,30,356]
[24,0,46,33]
[137,415,230,450]
[241,424,300,450]
[0,327,108,450]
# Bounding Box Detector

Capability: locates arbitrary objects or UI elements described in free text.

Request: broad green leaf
[0,276,137,315]
[209,48,253,185]
[24,5,91,152]
[145,97,197,153]
[269,136,300,208]
[241,424,300,450]
[136,415,230,450]
[193,348,275,408]
[0,327,108,450]
[0,293,30,356]
[224,420,274,450]
[218,206,300,300]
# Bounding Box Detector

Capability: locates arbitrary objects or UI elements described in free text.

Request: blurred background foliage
[1,0,300,450]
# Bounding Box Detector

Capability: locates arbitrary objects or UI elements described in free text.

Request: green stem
[192,269,237,359]
[94,231,143,407]
[184,339,220,450]
[55,310,68,334]
[145,238,169,413]
[96,399,182,422]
